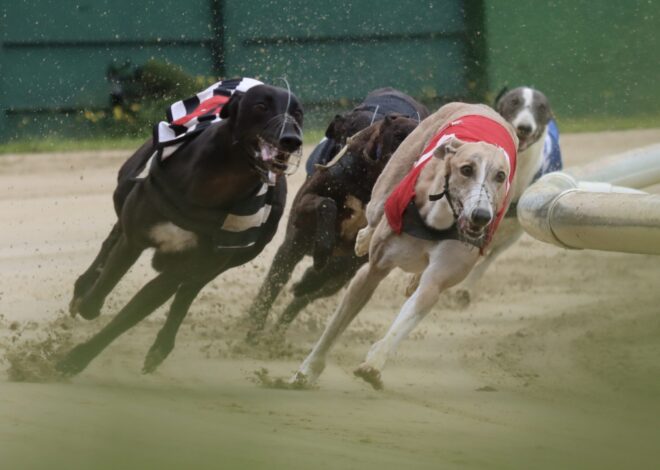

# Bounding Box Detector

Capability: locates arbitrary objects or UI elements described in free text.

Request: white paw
[353,364,384,390]
[354,226,374,257]
[291,358,325,385]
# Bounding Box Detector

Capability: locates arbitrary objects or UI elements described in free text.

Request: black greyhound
[57,83,303,375]
[246,114,419,340]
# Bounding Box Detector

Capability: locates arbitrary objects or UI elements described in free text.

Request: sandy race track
[1,129,660,469]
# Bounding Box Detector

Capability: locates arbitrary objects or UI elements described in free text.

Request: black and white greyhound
[57,81,303,376]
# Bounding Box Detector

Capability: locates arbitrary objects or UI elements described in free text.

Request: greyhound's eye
[254,103,267,112]
[494,170,507,183]
[460,165,474,177]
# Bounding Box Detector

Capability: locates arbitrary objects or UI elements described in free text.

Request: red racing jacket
[384,114,517,249]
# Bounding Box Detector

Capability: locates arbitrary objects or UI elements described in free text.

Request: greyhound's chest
[145,168,283,252]
[377,233,434,273]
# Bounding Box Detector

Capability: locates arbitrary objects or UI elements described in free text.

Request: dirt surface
[2,129,660,469]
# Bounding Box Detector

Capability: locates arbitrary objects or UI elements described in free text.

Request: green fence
[0,0,219,139]
[1,1,658,141]
[0,0,482,140]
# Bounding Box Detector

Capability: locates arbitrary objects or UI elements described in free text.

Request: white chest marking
[149,222,198,253]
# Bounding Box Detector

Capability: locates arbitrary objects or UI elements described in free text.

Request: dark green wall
[2,1,659,140]
[0,0,480,140]
[222,0,481,104]
[0,0,218,139]
[484,1,660,119]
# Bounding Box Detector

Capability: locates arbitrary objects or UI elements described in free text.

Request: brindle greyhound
[56,83,303,376]
[305,87,429,174]
[245,114,419,340]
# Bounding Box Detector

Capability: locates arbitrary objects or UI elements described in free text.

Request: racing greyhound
[293,102,518,389]
[57,81,303,376]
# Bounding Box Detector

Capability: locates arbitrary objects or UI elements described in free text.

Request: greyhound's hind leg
[142,279,208,374]
[57,272,181,376]
[277,256,364,333]
[245,230,308,340]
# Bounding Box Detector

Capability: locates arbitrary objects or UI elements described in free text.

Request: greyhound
[304,87,429,174]
[245,114,419,341]
[292,102,518,389]
[57,82,303,376]
[452,86,562,300]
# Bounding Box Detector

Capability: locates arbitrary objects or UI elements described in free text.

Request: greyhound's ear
[325,114,345,140]
[493,86,509,109]
[219,92,242,120]
[363,125,383,160]
[433,137,463,160]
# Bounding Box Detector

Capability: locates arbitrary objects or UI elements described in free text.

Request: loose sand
[1,130,660,469]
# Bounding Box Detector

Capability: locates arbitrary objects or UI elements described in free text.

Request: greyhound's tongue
[260,142,277,162]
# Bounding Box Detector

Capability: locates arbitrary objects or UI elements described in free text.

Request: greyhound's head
[348,113,417,166]
[496,87,552,151]
[372,114,418,164]
[323,108,380,157]
[422,137,512,247]
[220,84,304,177]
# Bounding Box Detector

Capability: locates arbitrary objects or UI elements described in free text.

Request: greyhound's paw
[452,289,472,309]
[245,327,265,346]
[55,344,93,377]
[142,341,174,374]
[74,296,103,320]
[291,359,325,386]
[404,273,421,297]
[354,227,373,257]
[68,297,82,317]
[353,364,384,390]
[290,279,307,297]
[289,370,318,389]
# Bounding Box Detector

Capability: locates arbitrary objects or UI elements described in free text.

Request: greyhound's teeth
[260,143,276,161]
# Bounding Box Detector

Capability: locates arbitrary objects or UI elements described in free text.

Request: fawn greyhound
[293,102,518,389]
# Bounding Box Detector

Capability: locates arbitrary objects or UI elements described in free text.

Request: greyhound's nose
[470,208,492,227]
[279,133,302,152]
[517,124,533,136]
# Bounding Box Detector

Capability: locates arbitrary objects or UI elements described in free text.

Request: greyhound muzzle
[430,178,493,248]
[256,114,303,176]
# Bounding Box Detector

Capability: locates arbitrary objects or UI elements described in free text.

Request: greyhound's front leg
[355,242,479,390]
[292,261,390,385]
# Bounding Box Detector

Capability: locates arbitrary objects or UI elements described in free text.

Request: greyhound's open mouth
[457,218,488,247]
[517,131,542,152]
[256,138,301,175]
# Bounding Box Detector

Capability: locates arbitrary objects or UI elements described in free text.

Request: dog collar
[427,173,460,220]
